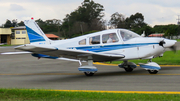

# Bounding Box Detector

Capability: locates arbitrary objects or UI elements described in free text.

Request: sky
[0,0,180,27]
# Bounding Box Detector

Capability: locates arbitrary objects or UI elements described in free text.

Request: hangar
[11,26,30,45]
[0,28,11,45]
[0,26,59,45]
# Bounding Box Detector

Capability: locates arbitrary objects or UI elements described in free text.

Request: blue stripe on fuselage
[68,43,159,52]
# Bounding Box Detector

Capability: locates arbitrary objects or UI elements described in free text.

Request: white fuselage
[41,29,173,61]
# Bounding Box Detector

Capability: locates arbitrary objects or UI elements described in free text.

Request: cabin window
[102,33,119,44]
[16,31,20,34]
[79,39,86,45]
[89,35,100,45]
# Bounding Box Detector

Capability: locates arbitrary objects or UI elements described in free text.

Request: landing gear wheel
[84,72,94,76]
[148,70,158,74]
[124,68,133,72]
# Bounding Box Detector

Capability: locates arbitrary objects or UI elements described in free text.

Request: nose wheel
[148,70,158,74]
[84,72,94,76]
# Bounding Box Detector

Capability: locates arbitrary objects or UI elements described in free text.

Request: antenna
[177,15,180,25]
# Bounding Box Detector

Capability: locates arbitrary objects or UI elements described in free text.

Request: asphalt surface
[0,48,180,91]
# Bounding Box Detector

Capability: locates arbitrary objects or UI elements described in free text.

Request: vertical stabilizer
[24,19,51,44]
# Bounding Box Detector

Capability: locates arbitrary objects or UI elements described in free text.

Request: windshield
[120,29,140,41]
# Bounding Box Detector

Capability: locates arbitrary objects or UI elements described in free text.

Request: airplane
[1,18,177,76]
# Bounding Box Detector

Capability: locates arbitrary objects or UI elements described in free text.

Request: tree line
[1,0,180,38]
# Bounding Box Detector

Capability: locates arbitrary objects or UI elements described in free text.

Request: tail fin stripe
[26,26,46,43]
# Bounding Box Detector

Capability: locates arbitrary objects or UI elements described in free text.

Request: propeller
[169,45,177,53]
[159,40,165,47]
[159,39,177,53]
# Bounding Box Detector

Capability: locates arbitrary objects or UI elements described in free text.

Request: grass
[176,39,180,42]
[0,89,180,101]
[0,44,12,46]
[107,50,180,65]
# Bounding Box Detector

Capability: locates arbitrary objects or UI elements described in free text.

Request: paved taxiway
[0,47,180,91]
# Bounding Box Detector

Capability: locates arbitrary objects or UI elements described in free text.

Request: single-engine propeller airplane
[1,18,177,76]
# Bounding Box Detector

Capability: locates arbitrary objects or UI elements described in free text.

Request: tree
[153,25,168,33]
[125,13,148,34]
[4,19,12,28]
[12,19,18,27]
[165,24,179,38]
[61,0,105,38]
[35,19,45,27]
[136,25,153,36]
[109,12,126,28]
[79,0,104,25]
[35,19,62,37]
[126,13,146,29]
[18,21,25,26]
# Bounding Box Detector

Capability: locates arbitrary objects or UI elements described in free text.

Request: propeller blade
[159,40,165,47]
[169,45,177,53]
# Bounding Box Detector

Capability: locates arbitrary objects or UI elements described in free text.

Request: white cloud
[0,0,180,27]
[0,1,81,25]
[9,4,25,11]
[96,0,180,26]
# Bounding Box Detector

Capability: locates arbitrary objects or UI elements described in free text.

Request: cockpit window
[120,29,140,41]
[102,33,119,44]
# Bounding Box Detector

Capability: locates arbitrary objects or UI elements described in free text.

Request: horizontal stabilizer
[15,44,58,52]
[1,51,31,55]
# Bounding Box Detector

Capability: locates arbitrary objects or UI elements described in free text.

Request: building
[0,26,60,45]
[45,34,59,40]
[0,28,11,44]
[148,33,164,37]
[11,26,30,45]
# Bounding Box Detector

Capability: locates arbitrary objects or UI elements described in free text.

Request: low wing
[15,44,125,62]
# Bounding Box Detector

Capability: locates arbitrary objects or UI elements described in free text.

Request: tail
[24,18,51,44]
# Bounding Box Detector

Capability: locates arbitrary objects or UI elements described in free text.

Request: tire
[148,70,158,74]
[84,72,94,76]
[124,68,133,72]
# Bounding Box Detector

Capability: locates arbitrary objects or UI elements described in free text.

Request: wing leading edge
[15,44,125,62]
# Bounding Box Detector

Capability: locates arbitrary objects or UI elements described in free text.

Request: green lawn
[0,89,180,101]
[108,50,180,65]
[176,39,180,42]
[0,44,12,46]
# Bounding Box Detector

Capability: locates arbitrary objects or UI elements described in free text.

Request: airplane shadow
[24,69,149,83]
[22,66,180,83]
[161,67,180,70]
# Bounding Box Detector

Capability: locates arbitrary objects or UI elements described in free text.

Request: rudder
[24,19,51,44]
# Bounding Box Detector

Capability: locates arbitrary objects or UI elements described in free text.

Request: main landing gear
[78,58,160,76]
[118,61,137,72]
[78,56,97,76]
[84,72,95,76]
